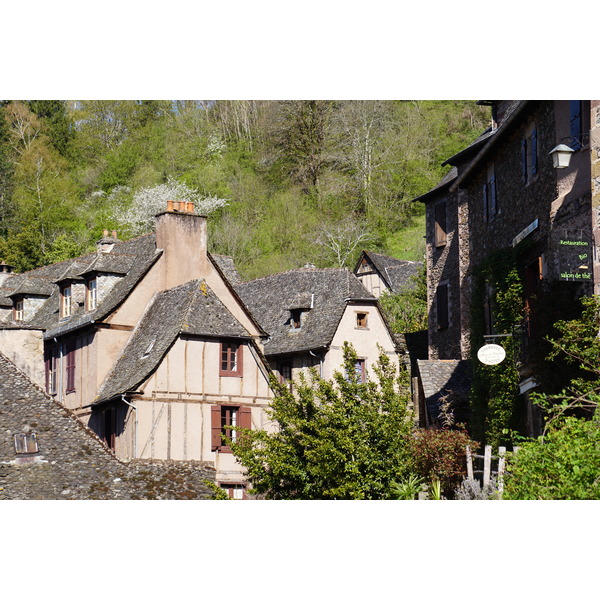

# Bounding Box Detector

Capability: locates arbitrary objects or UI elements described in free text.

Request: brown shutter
[44,348,50,393]
[239,406,252,431]
[66,339,76,392]
[434,202,447,246]
[211,405,222,450]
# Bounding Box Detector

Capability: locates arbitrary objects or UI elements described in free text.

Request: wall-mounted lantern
[549,143,575,169]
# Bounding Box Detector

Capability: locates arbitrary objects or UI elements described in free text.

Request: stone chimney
[0,260,14,286]
[96,230,117,254]
[155,200,209,289]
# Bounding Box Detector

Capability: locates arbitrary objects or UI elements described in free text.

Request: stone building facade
[415,100,598,434]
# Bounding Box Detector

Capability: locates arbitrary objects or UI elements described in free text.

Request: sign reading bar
[477,343,506,365]
[558,231,593,282]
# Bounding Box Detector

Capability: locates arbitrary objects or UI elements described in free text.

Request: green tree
[503,296,600,500]
[231,343,414,499]
[379,264,427,334]
[503,416,600,500]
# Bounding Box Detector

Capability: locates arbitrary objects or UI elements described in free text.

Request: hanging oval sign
[477,343,506,365]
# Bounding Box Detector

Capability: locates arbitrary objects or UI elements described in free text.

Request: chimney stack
[97,230,117,254]
[155,200,208,289]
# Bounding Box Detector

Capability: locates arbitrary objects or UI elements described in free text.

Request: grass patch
[385,212,426,261]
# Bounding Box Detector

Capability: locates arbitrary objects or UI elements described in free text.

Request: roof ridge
[238,267,350,285]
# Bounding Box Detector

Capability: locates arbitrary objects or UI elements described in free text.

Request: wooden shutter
[521,138,528,182]
[66,340,76,392]
[211,405,222,450]
[434,201,447,246]
[436,284,449,329]
[239,406,252,431]
[531,129,538,174]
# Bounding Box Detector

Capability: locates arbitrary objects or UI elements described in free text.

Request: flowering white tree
[110,179,229,236]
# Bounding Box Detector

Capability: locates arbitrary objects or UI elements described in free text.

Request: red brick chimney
[155,200,208,289]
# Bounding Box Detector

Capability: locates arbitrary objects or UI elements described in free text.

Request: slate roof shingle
[235,268,375,356]
[356,251,422,293]
[417,359,472,426]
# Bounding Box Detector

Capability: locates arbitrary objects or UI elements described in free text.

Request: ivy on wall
[469,249,524,448]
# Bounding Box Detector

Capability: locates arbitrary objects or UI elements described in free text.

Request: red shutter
[211,405,222,450]
[66,340,76,393]
[239,406,252,431]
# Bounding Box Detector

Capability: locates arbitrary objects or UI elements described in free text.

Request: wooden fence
[466,445,519,496]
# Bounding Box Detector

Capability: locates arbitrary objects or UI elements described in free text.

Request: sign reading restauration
[558,231,593,282]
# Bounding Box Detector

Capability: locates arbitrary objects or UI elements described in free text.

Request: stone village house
[0,201,409,497]
[413,100,600,436]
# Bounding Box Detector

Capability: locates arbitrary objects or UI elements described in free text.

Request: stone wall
[426,192,463,360]
[0,352,217,500]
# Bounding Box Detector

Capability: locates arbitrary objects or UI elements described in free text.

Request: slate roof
[417,359,472,427]
[0,351,215,499]
[211,254,242,285]
[235,268,376,356]
[95,279,252,404]
[355,251,422,293]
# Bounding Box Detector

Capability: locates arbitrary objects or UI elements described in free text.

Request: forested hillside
[0,100,489,278]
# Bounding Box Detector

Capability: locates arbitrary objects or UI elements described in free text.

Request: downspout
[121,395,137,459]
[309,349,324,378]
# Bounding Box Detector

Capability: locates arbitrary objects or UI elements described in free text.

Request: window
[220,341,243,376]
[44,345,59,395]
[87,277,97,310]
[355,359,366,383]
[14,433,38,454]
[521,124,538,184]
[13,299,23,322]
[482,165,497,222]
[436,283,449,329]
[434,200,447,247]
[66,339,76,393]
[278,361,293,389]
[569,101,589,150]
[356,312,368,329]
[211,405,252,452]
[290,309,302,329]
[103,406,116,450]
[61,285,72,318]
[219,483,247,500]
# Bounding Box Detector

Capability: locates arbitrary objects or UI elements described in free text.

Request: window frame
[355,311,369,329]
[45,345,59,395]
[13,298,24,322]
[211,404,252,452]
[87,277,98,311]
[220,341,243,377]
[61,284,72,318]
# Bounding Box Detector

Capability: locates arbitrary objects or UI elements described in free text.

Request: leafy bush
[503,416,600,500]
[408,427,476,498]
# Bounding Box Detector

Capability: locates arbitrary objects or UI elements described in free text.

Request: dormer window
[61,285,72,318]
[14,433,38,454]
[13,299,24,321]
[290,309,302,329]
[87,277,97,310]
